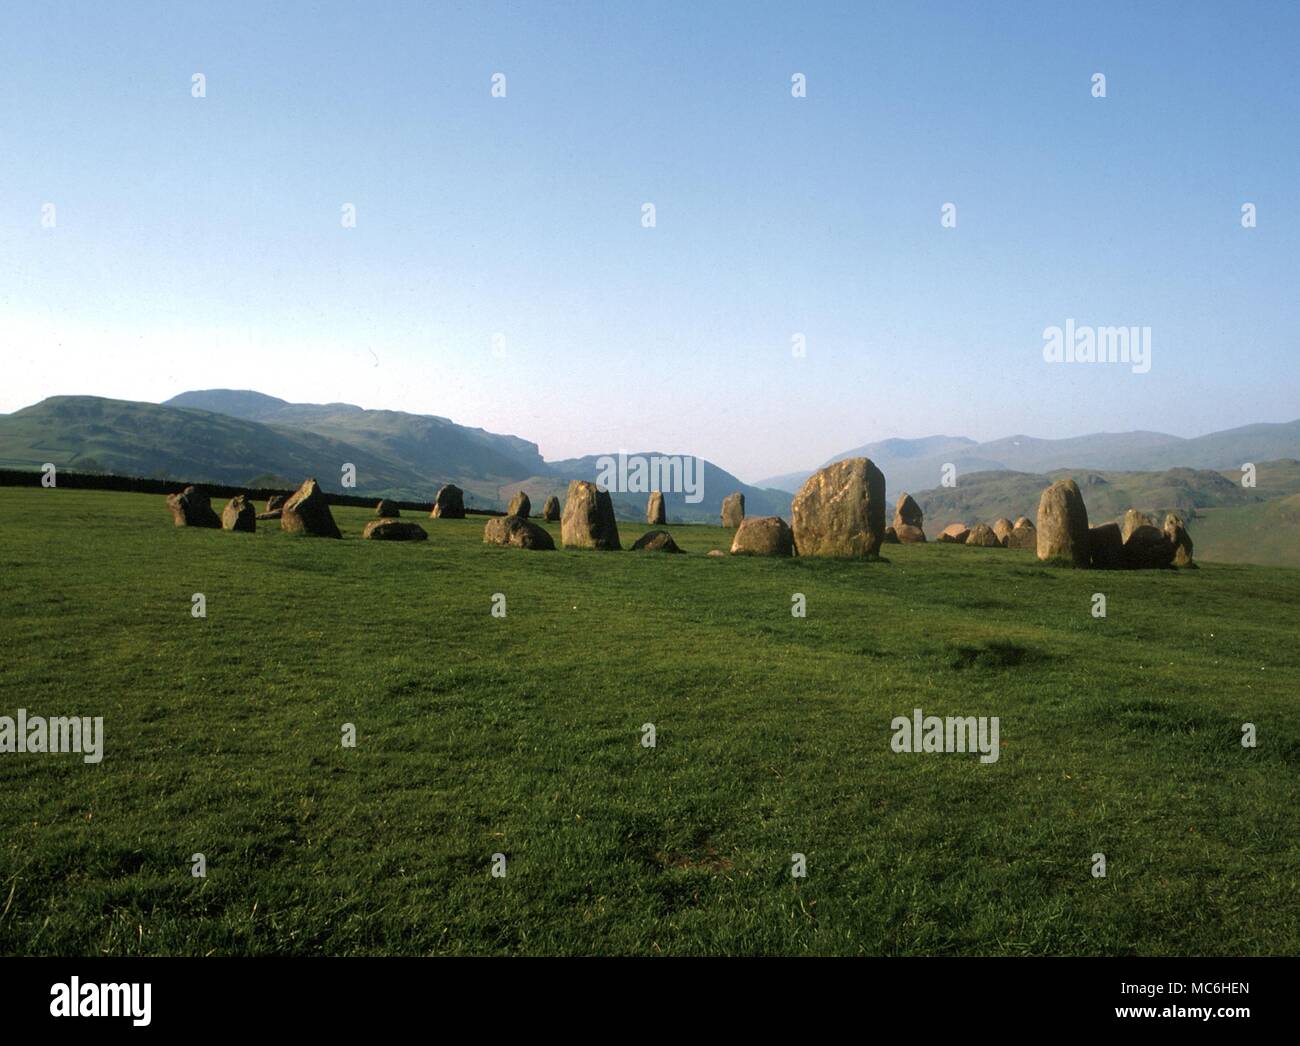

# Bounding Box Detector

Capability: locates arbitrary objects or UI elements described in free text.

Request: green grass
[1,487,1297,956]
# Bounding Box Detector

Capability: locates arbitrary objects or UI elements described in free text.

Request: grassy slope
[0,487,1296,956]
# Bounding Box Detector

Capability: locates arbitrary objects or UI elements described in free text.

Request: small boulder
[484,515,555,550]
[706,549,727,557]
[730,516,794,556]
[966,523,1001,547]
[430,484,465,519]
[281,478,342,539]
[991,518,1014,546]
[1164,513,1195,568]
[256,511,282,521]
[363,519,427,541]
[939,523,970,544]
[1088,522,1125,569]
[790,458,887,557]
[560,480,621,550]
[541,495,561,522]
[166,486,221,529]
[646,490,666,525]
[375,499,400,518]
[1036,479,1090,566]
[721,492,745,529]
[221,495,256,533]
[266,494,289,513]
[507,491,531,518]
[632,529,683,553]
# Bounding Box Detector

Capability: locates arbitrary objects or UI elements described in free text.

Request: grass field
[0,487,1297,956]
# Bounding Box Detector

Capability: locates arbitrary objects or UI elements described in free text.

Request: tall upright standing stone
[281,478,342,538]
[541,495,561,522]
[790,458,887,557]
[221,495,256,533]
[166,486,221,529]
[721,492,745,529]
[646,490,666,525]
[1036,479,1089,566]
[507,491,531,518]
[561,480,621,550]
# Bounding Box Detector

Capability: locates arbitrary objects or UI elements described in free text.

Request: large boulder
[561,481,621,550]
[631,529,683,553]
[507,491,531,518]
[166,486,221,529]
[363,519,427,541]
[938,523,970,544]
[541,495,561,522]
[1164,513,1196,568]
[721,492,745,529]
[966,523,1000,547]
[893,492,924,530]
[730,516,794,556]
[1123,521,1175,569]
[894,524,926,544]
[430,484,465,519]
[484,515,555,550]
[1087,522,1125,569]
[221,495,256,533]
[991,518,1014,546]
[646,490,666,525]
[375,499,400,518]
[281,478,342,539]
[790,458,887,557]
[1036,479,1089,566]
[1121,509,1157,543]
[1006,518,1036,550]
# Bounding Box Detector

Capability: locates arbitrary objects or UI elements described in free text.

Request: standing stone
[166,486,221,529]
[542,495,561,522]
[281,478,342,539]
[790,458,887,557]
[1036,479,1090,566]
[966,523,1000,547]
[991,518,1014,546]
[939,523,970,544]
[894,524,926,544]
[730,516,794,556]
[221,495,256,533]
[375,499,399,518]
[1123,520,1175,569]
[1121,509,1157,543]
[561,480,621,550]
[1006,517,1036,550]
[1164,513,1195,568]
[1088,522,1125,569]
[430,484,465,519]
[363,519,427,541]
[721,492,745,529]
[883,526,901,544]
[507,491,531,518]
[646,490,666,525]
[631,529,683,553]
[484,515,554,550]
[893,493,924,530]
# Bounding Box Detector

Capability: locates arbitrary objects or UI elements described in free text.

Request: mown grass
[0,487,1296,956]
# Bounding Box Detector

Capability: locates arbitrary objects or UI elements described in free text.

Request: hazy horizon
[3,1,1297,481]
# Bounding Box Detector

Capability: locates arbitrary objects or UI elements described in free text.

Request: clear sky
[1,1,1296,482]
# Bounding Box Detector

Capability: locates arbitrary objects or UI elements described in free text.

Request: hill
[759,420,1300,496]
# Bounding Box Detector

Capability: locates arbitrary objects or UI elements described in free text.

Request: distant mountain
[0,392,788,520]
[758,421,1300,497]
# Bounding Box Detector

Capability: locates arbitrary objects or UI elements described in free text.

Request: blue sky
[1,1,1296,481]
